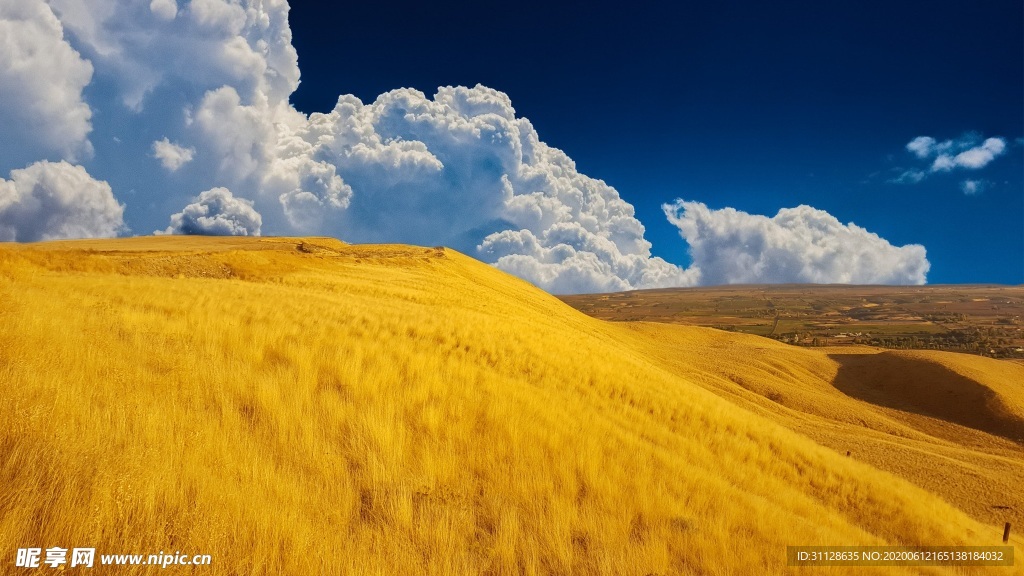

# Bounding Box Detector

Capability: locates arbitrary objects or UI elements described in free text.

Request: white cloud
[190,85,352,230]
[46,0,298,111]
[193,86,274,180]
[160,187,261,236]
[150,78,692,292]
[960,180,986,196]
[888,169,926,184]
[0,1,935,294]
[189,0,248,34]
[152,138,195,171]
[895,134,1008,184]
[0,0,93,165]
[931,137,1006,171]
[149,0,177,20]
[906,136,936,159]
[1,0,685,292]
[480,225,697,294]
[663,201,929,285]
[286,85,695,293]
[0,161,124,241]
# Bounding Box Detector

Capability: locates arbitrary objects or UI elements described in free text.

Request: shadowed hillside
[0,237,1020,575]
[610,323,1024,527]
[831,352,1024,442]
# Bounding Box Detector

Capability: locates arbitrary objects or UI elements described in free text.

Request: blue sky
[287,0,1023,284]
[0,0,1020,292]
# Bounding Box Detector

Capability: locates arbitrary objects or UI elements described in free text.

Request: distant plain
[561,284,1024,360]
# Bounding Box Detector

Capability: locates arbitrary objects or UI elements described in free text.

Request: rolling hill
[0,237,1020,575]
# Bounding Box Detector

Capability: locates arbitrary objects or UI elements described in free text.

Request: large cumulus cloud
[42,0,687,293]
[663,201,929,285]
[0,0,931,292]
[281,86,695,293]
[0,161,124,241]
[0,0,93,165]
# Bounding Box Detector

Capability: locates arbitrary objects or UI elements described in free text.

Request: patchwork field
[0,237,1020,575]
[561,284,1024,360]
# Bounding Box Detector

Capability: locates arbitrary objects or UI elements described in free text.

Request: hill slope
[613,324,1024,526]
[0,237,1019,575]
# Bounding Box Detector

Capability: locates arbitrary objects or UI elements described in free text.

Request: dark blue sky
[287,1,1023,284]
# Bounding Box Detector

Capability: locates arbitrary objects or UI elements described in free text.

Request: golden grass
[0,236,1020,575]
[616,325,1024,528]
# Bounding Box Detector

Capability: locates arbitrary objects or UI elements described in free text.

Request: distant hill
[0,237,1020,575]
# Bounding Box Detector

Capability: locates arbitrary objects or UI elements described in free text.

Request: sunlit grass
[0,237,1018,575]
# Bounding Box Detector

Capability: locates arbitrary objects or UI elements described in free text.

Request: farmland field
[561,285,1024,359]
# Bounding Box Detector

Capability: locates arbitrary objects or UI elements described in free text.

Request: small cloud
[149,0,177,20]
[931,154,956,172]
[160,187,261,236]
[906,136,936,159]
[931,137,1005,172]
[960,180,986,196]
[152,138,195,171]
[892,134,1008,184]
[888,169,926,184]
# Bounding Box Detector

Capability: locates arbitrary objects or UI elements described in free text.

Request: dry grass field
[0,237,1021,575]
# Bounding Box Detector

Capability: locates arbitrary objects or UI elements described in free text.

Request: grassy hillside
[0,237,1019,575]
[614,325,1024,526]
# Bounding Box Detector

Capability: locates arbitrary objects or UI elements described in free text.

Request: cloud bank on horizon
[0,0,932,293]
[663,202,929,285]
